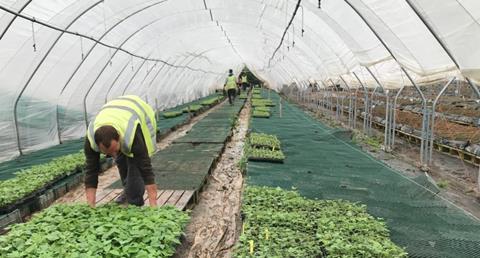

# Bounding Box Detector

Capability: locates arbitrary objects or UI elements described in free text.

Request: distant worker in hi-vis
[84,95,158,207]
[241,73,249,92]
[224,69,238,105]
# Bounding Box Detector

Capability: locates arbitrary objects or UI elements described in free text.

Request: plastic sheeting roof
[0,0,480,161]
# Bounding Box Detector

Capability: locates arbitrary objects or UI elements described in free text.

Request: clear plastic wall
[0,0,479,161]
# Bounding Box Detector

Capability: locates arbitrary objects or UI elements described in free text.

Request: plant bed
[162,111,183,118]
[249,133,280,149]
[248,148,285,163]
[0,152,85,213]
[252,110,270,118]
[0,204,189,257]
[234,186,407,258]
[252,94,263,99]
[253,106,270,113]
[252,99,275,107]
[182,104,203,113]
[201,96,223,106]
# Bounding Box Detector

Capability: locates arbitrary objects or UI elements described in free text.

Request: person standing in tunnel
[241,72,249,92]
[84,95,158,208]
[224,69,237,105]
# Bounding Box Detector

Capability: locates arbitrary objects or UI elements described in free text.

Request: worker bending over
[84,95,158,207]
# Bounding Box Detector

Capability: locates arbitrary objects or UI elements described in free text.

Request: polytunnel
[1,0,480,257]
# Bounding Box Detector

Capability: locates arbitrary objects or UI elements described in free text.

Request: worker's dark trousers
[116,153,145,206]
[242,83,248,91]
[227,89,236,104]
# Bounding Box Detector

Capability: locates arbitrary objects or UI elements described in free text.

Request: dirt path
[174,100,250,258]
[55,101,226,204]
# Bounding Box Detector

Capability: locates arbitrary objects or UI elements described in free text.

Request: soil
[174,99,250,258]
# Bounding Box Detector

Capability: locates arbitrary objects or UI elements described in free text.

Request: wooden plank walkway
[70,188,194,210]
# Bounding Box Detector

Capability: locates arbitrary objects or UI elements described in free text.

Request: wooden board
[96,189,123,205]
[175,190,195,210]
[164,191,184,206]
[157,190,174,206]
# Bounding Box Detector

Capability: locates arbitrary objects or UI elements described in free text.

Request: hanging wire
[268,0,302,67]
[31,18,36,52]
[131,55,134,71]
[79,36,84,60]
[292,23,295,47]
[0,4,220,74]
[300,5,304,37]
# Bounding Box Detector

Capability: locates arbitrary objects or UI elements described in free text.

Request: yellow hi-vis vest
[87,95,157,157]
[225,75,237,90]
[241,75,248,83]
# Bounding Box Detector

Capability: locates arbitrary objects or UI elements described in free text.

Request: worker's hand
[85,188,97,208]
[145,184,157,207]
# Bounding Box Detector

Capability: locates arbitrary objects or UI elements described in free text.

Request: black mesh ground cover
[246,90,480,258]
[157,93,224,134]
[0,139,84,180]
[109,98,244,191]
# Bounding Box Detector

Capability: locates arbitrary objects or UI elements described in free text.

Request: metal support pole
[368,86,380,136]
[466,78,480,99]
[389,94,395,149]
[384,90,391,151]
[429,77,456,163]
[353,88,358,129]
[338,76,353,128]
[346,0,430,166]
[365,66,385,93]
[329,79,341,120]
[402,67,428,165]
[353,72,369,134]
[392,84,406,146]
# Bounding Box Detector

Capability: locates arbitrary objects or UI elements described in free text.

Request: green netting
[157,93,224,134]
[246,90,480,258]
[174,99,243,143]
[0,139,83,180]
[157,114,189,134]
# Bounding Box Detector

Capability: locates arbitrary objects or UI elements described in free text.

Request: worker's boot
[114,192,127,204]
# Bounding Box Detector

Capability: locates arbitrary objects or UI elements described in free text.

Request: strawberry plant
[249,133,280,149]
[234,186,407,258]
[0,152,85,208]
[239,93,248,99]
[0,204,189,257]
[162,111,183,118]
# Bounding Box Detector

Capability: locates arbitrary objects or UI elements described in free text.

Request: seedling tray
[248,156,284,163]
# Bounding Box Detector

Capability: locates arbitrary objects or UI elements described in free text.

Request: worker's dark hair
[94,125,119,148]
[228,69,233,74]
